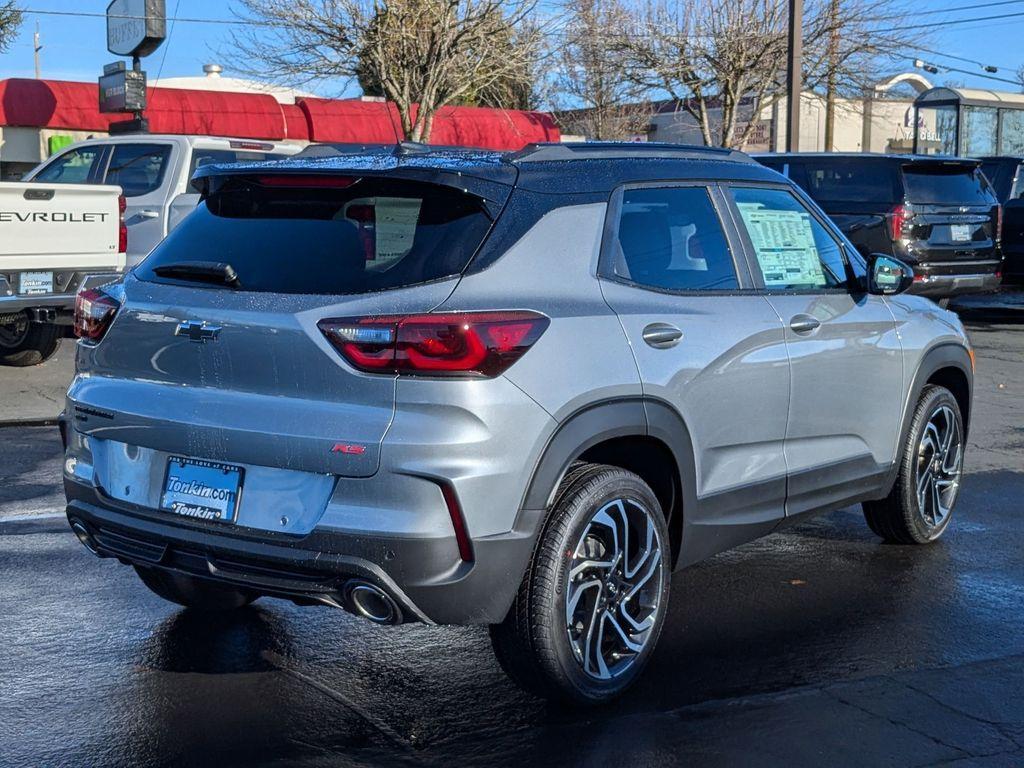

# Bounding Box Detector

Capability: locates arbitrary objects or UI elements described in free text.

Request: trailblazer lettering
[0,212,110,223]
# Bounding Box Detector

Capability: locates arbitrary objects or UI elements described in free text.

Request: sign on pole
[106,0,166,58]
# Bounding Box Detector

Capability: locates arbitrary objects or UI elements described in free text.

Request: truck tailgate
[0,183,125,271]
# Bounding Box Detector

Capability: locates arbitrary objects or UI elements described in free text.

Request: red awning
[146,87,285,139]
[0,79,559,148]
[298,98,559,149]
[0,79,285,139]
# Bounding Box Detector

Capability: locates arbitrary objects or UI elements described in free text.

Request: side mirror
[867,253,914,295]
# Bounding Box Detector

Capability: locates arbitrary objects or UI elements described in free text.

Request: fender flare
[882,342,973,492]
[517,397,698,567]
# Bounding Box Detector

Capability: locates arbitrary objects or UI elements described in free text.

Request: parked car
[757,153,1002,300]
[0,180,125,366]
[978,156,1024,282]
[61,142,973,704]
[26,134,301,267]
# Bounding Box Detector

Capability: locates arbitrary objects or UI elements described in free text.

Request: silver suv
[62,143,973,704]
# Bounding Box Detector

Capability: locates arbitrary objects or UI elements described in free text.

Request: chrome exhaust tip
[69,519,99,555]
[344,580,401,625]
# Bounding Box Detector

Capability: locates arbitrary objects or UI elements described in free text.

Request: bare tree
[620,0,919,148]
[552,0,651,140]
[0,2,22,54]
[230,0,543,143]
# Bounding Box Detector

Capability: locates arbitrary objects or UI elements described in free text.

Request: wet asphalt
[1,307,1023,767]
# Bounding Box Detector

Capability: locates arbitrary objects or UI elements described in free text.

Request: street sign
[106,0,166,58]
[99,67,147,113]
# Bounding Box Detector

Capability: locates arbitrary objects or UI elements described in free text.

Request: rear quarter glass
[135,176,493,295]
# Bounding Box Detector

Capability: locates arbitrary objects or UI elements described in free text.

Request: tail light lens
[74,288,120,341]
[117,194,128,254]
[889,204,910,241]
[318,311,549,377]
[996,204,1003,244]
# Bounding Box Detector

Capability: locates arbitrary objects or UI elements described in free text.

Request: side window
[34,146,106,184]
[612,186,738,292]
[105,144,172,197]
[731,186,848,292]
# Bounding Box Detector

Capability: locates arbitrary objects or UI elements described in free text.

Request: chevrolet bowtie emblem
[175,320,221,343]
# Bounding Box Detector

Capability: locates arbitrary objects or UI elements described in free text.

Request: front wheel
[490,464,671,705]
[863,385,964,544]
[134,566,259,611]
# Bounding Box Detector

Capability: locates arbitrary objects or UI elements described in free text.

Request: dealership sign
[106,0,166,58]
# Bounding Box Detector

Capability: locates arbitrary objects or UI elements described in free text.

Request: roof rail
[512,141,754,164]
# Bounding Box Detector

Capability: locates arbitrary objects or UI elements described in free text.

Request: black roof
[193,141,781,196]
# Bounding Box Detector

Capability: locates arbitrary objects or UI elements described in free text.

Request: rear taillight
[996,204,1003,244]
[318,311,549,377]
[74,288,120,341]
[117,194,128,254]
[889,204,910,241]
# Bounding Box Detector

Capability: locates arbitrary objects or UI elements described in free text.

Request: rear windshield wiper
[153,261,242,289]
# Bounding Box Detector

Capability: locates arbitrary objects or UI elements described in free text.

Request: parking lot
[0,296,1021,768]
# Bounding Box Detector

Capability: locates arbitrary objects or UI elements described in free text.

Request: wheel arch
[880,342,974,495]
[518,398,697,570]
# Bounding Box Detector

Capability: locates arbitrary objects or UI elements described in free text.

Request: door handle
[642,323,683,349]
[136,210,159,219]
[790,314,821,334]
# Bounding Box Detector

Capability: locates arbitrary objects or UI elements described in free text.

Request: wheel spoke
[605,611,645,653]
[620,548,662,631]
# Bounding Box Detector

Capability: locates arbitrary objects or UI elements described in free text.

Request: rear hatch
[70,169,508,485]
[899,160,1000,268]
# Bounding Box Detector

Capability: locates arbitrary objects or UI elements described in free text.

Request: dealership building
[0,67,560,179]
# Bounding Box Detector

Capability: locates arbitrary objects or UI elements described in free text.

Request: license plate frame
[950,224,972,243]
[19,271,54,295]
[160,456,245,524]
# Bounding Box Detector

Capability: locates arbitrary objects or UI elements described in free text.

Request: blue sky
[0,0,1023,99]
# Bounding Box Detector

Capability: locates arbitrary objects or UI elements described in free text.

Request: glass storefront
[915,105,958,155]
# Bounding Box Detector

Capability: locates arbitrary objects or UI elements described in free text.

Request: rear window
[136,176,492,295]
[799,159,899,204]
[189,149,286,177]
[902,164,995,205]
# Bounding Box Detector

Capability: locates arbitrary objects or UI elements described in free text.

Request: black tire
[863,385,964,545]
[0,316,62,367]
[490,463,671,705]
[134,565,258,611]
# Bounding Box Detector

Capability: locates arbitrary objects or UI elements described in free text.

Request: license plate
[950,224,972,243]
[161,457,244,523]
[19,271,53,295]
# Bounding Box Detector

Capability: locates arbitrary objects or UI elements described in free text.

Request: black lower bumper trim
[64,477,542,625]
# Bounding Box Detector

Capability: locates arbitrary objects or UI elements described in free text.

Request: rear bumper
[907,271,1002,298]
[0,271,123,316]
[64,474,541,625]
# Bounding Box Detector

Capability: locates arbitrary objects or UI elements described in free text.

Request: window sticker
[737,202,825,288]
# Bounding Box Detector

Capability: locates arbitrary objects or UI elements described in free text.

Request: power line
[900,9,1024,31]
[154,0,182,83]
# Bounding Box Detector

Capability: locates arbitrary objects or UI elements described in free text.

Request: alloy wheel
[565,498,665,681]
[916,405,962,529]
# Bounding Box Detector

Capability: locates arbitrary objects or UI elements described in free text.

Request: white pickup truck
[0,182,125,366]
[26,134,301,267]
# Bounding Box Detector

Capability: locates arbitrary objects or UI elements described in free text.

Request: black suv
[979,156,1024,282]
[758,154,1002,299]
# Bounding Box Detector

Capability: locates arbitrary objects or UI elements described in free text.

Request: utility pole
[786,0,803,152]
[823,0,840,151]
[33,22,42,79]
